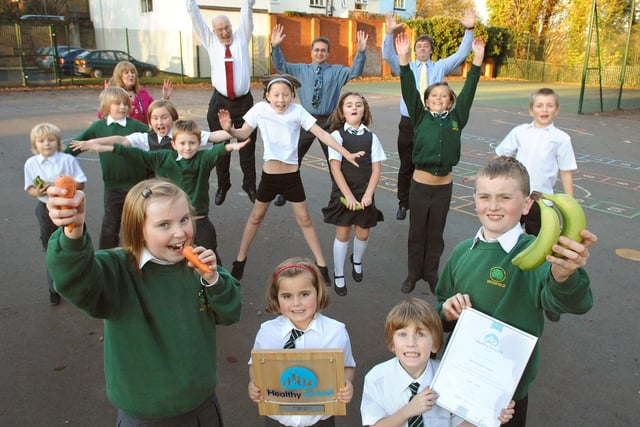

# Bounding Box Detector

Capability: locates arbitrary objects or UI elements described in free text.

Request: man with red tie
[187,0,258,205]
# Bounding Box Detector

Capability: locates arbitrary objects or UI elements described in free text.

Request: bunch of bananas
[512,193,587,271]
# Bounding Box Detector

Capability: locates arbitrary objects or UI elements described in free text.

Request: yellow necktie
[419,62,428,105]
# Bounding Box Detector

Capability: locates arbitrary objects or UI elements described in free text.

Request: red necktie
[224,45,236,100]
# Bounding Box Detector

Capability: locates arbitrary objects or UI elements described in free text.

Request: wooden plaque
[251,349,346,416]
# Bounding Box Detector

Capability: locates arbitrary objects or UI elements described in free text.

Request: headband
[266,77,293,91]
[273,264,316,281]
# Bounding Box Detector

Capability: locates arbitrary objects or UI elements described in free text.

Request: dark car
[57,48,89,75]
[74,50,159,78]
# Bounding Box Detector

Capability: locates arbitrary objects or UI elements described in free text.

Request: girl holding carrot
[45,177,241,424]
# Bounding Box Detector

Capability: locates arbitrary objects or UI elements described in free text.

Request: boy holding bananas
[435,156,596,427]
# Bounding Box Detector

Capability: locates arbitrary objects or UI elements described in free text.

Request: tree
[416,0,476,19]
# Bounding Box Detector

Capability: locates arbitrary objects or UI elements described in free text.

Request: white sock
[352,237,368,274]
[333,238,349,286]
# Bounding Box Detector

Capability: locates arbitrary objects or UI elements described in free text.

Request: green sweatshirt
[400,63,480,176]
[46,228,242,419]
[113,143,228,216]
[435,234,593,400]
[72,118,150,189]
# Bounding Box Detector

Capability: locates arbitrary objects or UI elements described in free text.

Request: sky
[475,0,489,23]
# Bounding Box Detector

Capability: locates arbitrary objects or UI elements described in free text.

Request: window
[141,0,153,13]
[394,0,406,9]
[310,0,325,7]
[354,0,368,10]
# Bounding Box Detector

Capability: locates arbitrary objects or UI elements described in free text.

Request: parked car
[74,50,159,78]
[57,48,90,75]
[35,46,83,72]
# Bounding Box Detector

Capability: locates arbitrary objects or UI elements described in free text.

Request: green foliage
[403,16,508,61]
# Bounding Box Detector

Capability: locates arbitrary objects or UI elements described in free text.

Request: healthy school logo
[266,366,334,400]
[487,266,506,288]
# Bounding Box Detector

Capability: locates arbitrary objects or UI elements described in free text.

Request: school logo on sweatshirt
[487,266,506,288]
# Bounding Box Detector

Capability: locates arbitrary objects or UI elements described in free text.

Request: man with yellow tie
[382,9,476,221]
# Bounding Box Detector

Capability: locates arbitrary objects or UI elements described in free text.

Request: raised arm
[395,32,412,66]
[70,135,128,152]
[311,124,364,167]
[217,109,255,140]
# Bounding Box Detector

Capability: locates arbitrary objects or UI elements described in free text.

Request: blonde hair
[99,86,131,117]
[147,99,179,123]
[529,87,559,109]
[172,119,201,142]
[384,298,443,353]
[30,122,62,154]
[121,178,194,267]
[109,61,140,92]
[264,257,330,314]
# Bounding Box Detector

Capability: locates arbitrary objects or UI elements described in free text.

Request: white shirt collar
[107,116,127,127]
[471,222,524,253]
[390,357,435,395]
[139,248,174,269]
[342,123,369,135]
[279,313,320,338]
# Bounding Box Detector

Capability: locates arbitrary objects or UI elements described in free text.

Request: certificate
[430,308,537,427]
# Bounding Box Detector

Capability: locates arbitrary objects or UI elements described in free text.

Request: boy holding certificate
[361,298,515,426]
[436,156,596,426]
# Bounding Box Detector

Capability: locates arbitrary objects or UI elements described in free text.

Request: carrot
[54,175,77,232]
[182,246,212,273]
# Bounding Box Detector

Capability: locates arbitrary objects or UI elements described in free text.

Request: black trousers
[207,90,257,193]
[35,202,58,292]
[407,180,452,290]
[297,115,330,166]
[396,115,415,209]
[195,217,221,266]
[100,188,128,249]
[116,391,224,427]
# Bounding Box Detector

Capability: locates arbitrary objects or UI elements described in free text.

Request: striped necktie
[283,329,304,349]
[408,382,424,427]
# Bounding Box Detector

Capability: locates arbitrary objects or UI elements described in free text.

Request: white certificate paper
[430,308,538,427]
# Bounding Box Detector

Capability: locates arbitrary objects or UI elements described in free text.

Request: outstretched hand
[549,229,597,283]
[162,79,174,99]
[46,185,85,238]
[460,8,476,29]
[344,150,365,167]
[217,109,233,132]
[385,10,404,34]
[394,32,412,65]
[225,137,252,152]
[356,30,368,51]
[271,24,286,46]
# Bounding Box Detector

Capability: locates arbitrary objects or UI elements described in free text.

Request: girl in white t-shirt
[218,74,363,284]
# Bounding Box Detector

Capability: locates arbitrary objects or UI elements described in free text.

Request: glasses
[312,67,323,108]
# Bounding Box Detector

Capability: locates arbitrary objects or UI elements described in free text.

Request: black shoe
[274,194,286,207]
[401,278,415,294]
[396,206,408,220]
[334,276,347,296]
[316,264,331,287]
[214,186,230,206]
[350,254,363,282]
[231,258,247,280]
[545,310,561,322]
[49,291,61,306]
[242,184,257,203]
